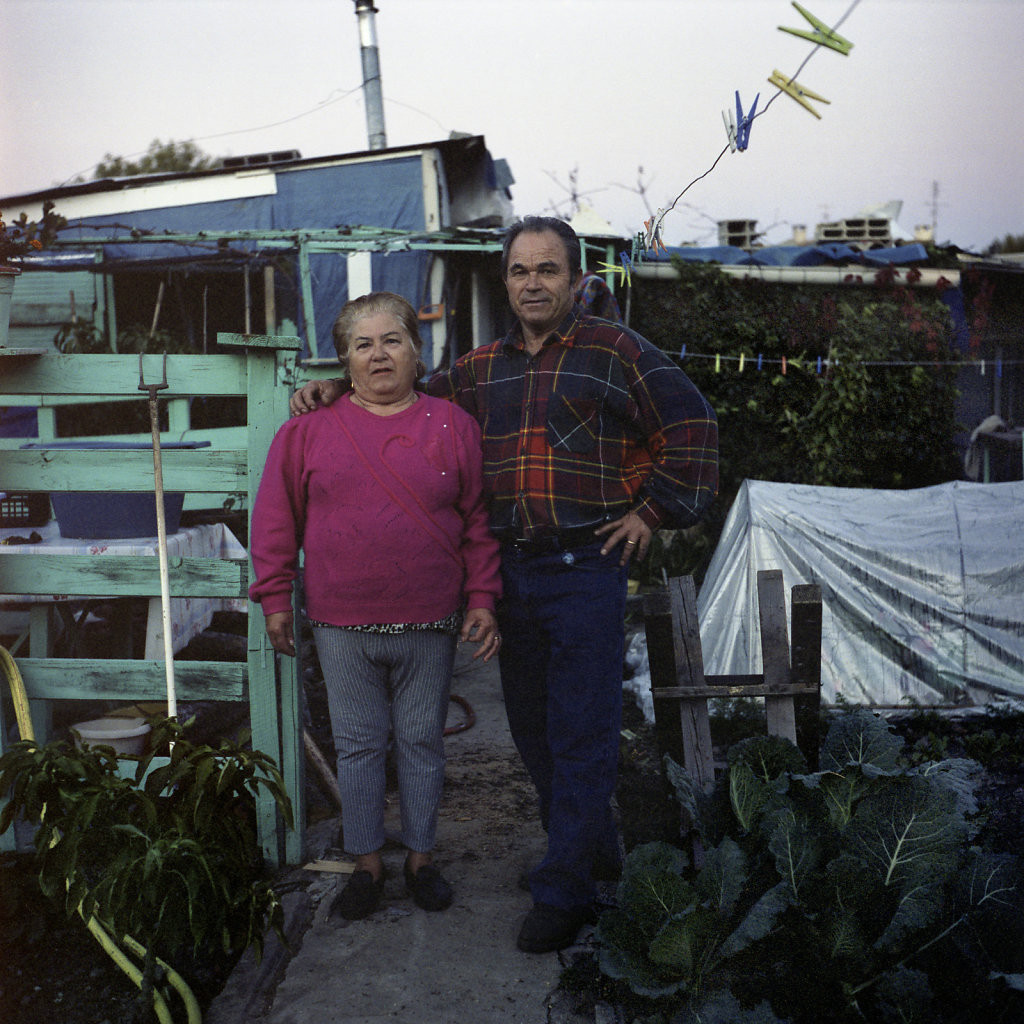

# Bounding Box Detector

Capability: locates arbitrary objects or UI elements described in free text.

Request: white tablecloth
[0,521,248,657]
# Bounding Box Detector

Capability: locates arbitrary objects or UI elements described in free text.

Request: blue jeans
[498,541,628,909]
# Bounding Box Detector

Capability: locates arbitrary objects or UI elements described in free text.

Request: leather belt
[500,524,602,553]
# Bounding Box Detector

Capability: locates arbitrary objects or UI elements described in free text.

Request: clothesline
[676,349,1019,375]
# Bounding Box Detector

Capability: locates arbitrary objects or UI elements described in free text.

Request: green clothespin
[779,1,853,55]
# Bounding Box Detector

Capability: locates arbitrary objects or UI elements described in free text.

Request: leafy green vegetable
[590,709,1024,1023]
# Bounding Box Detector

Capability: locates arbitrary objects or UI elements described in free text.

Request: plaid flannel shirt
[427,308,718,539]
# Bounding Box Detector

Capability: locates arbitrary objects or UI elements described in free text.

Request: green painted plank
[16,659,246,700]
[1,449,248,491]
[0,554,247,597]
[243,344,292,863]
[0,353,248,396]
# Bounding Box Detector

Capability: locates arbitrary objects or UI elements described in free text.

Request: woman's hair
[331,291,425,377]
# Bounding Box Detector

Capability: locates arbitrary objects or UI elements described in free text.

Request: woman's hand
[460,608,501,662]
[265,611,296,656]
[289,378,345,416]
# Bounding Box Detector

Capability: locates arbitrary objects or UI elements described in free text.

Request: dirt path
[208,645,596,1024]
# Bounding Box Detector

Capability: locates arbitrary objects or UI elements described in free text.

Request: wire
[58,80,451,189]
[654,0,864,234]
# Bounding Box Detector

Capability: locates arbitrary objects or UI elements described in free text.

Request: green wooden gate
[0,334,305,865]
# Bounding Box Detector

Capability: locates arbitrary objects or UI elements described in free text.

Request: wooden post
[758,569,797,744]
[667,576,716,791]
[263,265,277,334]
[644,589,686,768]
[791,584,823,769]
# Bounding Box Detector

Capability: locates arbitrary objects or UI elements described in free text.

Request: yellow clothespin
[768,70,831,119]
[596,260,630,287]
[779,2,853,55]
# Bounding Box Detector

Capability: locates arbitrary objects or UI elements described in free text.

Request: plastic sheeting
[696,479,1024,707]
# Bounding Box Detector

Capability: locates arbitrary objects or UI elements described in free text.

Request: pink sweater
[249,393,501,625]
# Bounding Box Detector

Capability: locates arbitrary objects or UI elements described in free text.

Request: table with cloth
[0,520,247,659]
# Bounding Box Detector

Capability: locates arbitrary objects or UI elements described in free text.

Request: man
[290,216,718,952]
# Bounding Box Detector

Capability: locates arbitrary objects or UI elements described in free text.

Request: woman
[249,292,501,920]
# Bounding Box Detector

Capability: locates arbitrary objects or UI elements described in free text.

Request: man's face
[504,229,581,342]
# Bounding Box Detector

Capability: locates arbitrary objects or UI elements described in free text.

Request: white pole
[139,352,177,722]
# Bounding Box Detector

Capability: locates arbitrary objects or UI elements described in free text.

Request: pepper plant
[0,717,293,1017]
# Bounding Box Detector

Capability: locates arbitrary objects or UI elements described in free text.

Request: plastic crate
[0,492,51,528]
[19,440,209,539]
[50,491,185,539]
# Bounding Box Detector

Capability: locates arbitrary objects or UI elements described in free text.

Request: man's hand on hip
[595,512,653,566]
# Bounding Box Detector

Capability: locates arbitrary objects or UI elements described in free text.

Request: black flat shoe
[404,862,453,911]
[516,902,595,953]
[330,868,386,921]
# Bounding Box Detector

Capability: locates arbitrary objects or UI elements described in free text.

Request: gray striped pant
[313,626,456,855]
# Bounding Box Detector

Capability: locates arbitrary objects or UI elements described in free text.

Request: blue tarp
[17,156,433,360]
[647,241,931,268]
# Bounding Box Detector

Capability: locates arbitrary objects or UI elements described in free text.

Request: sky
[2,0,1022,252]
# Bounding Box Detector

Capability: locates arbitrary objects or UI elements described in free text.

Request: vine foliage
[630,262,963,582]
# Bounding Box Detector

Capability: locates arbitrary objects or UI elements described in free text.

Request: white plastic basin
[71,717,152,756]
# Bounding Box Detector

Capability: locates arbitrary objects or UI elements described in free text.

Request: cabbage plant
[594,710,1024,1024]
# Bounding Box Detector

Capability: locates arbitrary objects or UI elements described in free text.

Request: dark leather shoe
[329,869,386,920]
[516,903,595,953]
[404,862,453,911]
[592,850,623,883]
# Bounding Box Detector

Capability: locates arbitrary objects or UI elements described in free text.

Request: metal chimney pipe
[353,0,387,150]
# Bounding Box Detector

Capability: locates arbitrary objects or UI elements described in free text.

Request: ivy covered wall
[629,262,963,584]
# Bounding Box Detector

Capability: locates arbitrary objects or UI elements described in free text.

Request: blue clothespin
[735,91,759,151]
[619,251,633,286]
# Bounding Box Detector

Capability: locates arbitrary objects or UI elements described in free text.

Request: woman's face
[347,312,419,407]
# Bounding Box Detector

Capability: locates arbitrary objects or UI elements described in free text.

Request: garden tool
[138,351,177,721]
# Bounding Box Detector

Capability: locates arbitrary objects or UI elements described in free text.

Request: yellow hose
[1,643,202,1024]
[1,643,33,743]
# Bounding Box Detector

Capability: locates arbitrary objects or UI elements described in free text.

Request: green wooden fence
[0,334,305,865]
